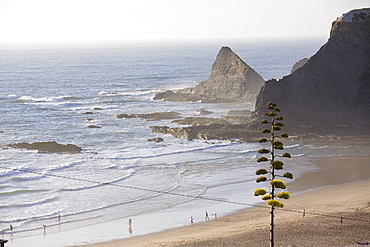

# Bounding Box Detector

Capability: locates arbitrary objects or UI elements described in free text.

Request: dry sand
[85,156,370,247]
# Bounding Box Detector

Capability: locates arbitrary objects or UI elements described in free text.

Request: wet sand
[84,156,370,247]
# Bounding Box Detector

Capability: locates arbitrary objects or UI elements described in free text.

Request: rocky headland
[249,8,370,134]
[150,8,370,141]
[153,46,265,103]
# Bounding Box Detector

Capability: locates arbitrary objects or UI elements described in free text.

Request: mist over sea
[2,39,367,246]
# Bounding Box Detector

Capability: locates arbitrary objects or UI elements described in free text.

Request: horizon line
[0,35,328,47]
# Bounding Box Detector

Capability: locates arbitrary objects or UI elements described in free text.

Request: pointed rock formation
[249,8,370,134]
[154,47,265,103]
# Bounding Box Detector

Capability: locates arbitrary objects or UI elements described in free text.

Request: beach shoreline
[82,155,370,247]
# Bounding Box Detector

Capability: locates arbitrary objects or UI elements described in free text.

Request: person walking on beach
[190,216,194,224]
[205,211,210,221]
[128,219,133,234]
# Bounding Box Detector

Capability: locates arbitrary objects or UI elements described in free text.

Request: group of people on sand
[41,214,61,234]
[190,211,217,224]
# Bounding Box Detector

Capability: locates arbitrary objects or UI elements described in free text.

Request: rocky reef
[115,111,181,121]
[153,46,265,103]
[249,8,370,134]
[150,124,258,141]
[149,112,261,141]
[5,141,82,154]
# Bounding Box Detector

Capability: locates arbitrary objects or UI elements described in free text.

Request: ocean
[1,38,366,246]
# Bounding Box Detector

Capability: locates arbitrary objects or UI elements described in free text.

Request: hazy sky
[0,0,368,44]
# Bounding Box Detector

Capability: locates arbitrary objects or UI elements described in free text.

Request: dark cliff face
[250,11,370,134]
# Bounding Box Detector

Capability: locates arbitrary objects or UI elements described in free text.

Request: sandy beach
[84,156,370,247]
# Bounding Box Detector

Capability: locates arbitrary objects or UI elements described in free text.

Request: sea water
[1,39,366,246]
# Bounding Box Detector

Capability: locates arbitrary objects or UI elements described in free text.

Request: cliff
[154,46,265,103]
[249,8,370,134]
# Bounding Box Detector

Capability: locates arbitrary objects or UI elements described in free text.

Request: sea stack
[249,8,370,134]
[154,46,265,103]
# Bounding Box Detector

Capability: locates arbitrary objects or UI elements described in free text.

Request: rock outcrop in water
[115,111,181,121]
[153,47,265,103]
[5,141,82,154]
[172,117,232,126]
[249,8,370,134]
[150,116,257,141]
[150,124,258,141]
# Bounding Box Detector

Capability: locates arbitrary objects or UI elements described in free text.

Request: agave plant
[253,102,294,247]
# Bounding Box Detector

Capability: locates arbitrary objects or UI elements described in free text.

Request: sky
[0,0,368,44]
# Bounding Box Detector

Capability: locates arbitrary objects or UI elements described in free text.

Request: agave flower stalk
[253,102,294,247]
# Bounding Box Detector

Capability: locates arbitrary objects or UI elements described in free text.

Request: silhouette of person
[128,219,132,234]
